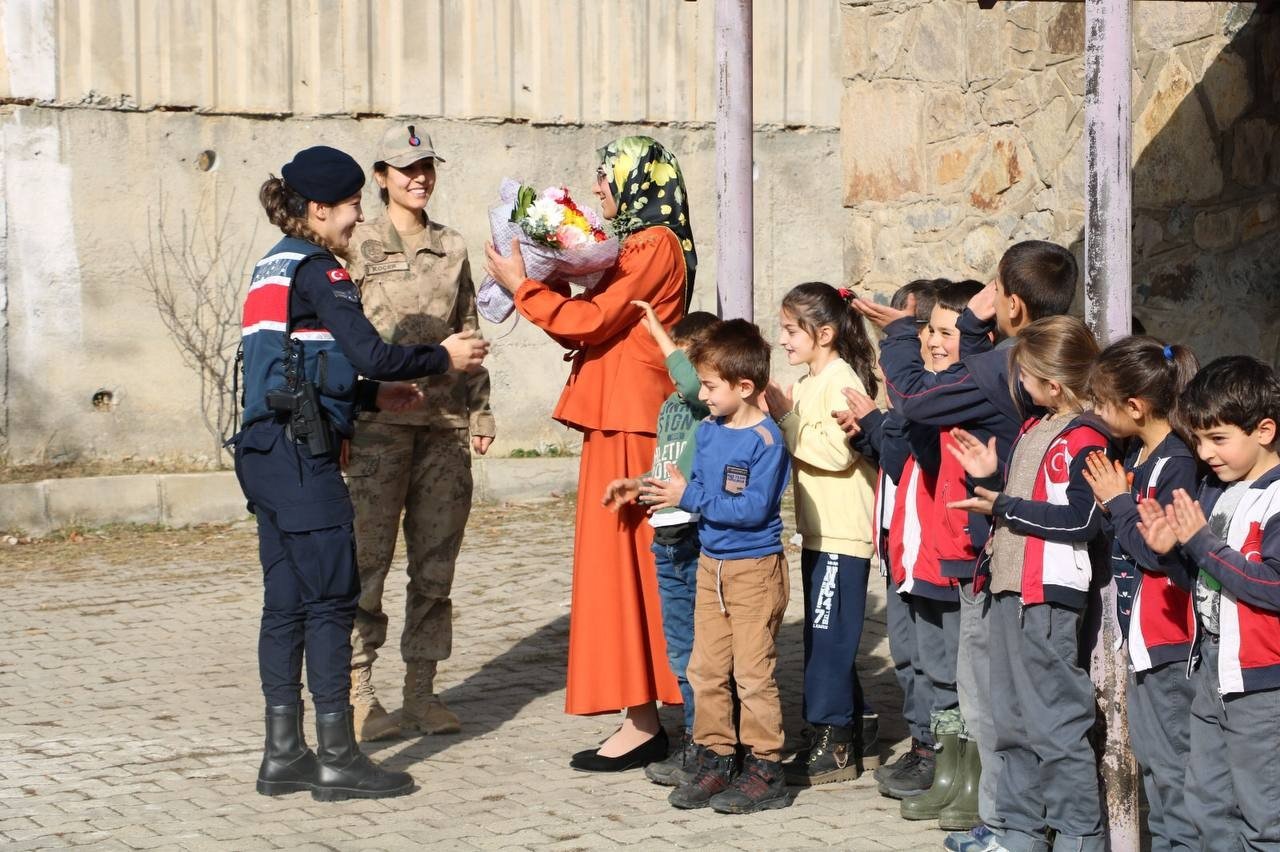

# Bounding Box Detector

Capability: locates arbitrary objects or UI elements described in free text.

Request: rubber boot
[350,665,399,742]
[256,704,317,796]
[938,736,982,831]
[401,661,461,735]
[900,733,963,820]
[312,706,414,801]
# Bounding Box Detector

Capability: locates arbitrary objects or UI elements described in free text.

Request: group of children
[603,238,1280,851]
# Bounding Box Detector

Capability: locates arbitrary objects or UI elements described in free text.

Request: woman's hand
[762,381,793,419]
[946,427,999,479]
[948,486,998,516]
[1082,451,1128,506]
[833,408,861,437]
[483,238,528,294]
[472,436,494,455]
[441,330,490,372]
[641,464,687,513]
[602,477,641,511]
[376,381,425,412]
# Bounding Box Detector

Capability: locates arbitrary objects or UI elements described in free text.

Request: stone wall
[840,0,1280,363]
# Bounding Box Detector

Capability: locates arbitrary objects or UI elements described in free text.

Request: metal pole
[714,0,753,321]
[1084,1,1138,850]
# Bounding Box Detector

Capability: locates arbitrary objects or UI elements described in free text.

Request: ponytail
[783,282,879,398]
[258,176,330,250]
[1089,335,1200,421]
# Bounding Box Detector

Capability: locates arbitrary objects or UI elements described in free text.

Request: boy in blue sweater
[642,318,793,815]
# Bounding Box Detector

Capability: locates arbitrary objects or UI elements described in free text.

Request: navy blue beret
[280,146,365,203]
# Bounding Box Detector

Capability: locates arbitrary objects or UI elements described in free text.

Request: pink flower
[556,224,590,248]
[540,186,567,203]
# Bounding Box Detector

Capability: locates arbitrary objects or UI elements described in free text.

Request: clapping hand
[1136,497,1178,554]
[946,428,999,479]
[641,464,687,513]
[762,381,794,420]
[947,487,999,516]
[1082,451,1128,507]
[1164,489,1208,544]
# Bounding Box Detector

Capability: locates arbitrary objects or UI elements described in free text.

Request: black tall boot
[312,706,414,801]
[256,704,318,796]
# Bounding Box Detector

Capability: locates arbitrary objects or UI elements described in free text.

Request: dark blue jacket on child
[1103,433,1198,671]
[879,310,1024,572]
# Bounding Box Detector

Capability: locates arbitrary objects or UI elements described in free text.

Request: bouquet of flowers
[477,178,620,323]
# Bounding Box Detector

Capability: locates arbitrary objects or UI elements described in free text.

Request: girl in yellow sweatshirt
[763,282,879,787]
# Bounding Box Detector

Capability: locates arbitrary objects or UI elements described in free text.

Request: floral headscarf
[598,136,697,307]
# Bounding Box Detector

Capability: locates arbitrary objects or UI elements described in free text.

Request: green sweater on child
[648,350,709,526]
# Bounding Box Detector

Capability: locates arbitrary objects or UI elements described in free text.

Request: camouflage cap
[376,123,445,168]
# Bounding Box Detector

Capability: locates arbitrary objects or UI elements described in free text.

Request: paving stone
[0,499,940,850]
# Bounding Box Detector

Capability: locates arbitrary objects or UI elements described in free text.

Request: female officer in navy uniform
[233,146,488,801]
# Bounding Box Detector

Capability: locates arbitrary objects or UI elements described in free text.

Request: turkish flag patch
[326,267,352,284]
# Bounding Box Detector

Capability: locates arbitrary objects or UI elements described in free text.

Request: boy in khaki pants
[643,319,793,814]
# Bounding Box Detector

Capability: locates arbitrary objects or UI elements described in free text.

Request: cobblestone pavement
[1,499,948,851]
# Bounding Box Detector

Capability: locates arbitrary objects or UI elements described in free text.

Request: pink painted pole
[1084,1,1139,850]
[714,0,753,321]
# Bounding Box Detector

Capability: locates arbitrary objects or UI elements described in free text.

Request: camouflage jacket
[347,214,495,436]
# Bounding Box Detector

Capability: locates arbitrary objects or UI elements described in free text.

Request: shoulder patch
[326,267,352,284]
[752,424,775,446]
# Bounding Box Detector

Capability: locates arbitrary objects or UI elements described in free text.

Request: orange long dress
[515,226,686,715]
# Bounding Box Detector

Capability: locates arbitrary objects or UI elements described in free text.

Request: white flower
[525,197,565,230]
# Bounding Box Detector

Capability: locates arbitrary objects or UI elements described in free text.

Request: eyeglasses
[596,167,609,182]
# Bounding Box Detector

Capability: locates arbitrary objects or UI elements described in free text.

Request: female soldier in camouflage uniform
[344,124,496,741]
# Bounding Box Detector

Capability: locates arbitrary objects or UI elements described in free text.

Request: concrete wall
[0,0,844,465]
[0,108,841,464]
[839,1,1280,364]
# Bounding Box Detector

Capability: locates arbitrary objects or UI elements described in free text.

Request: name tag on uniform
[723,464,749,494]
[365,260,411,276]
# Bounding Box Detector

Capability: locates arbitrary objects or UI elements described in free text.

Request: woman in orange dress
[484,136,698,769]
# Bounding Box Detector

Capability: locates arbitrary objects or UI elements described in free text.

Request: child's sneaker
[943,824,1002,852]
[873,737,922,785]
[880,742,935,798]
[783,724,858,786]
[668,752,737,809]
[645,730,704,787]
[709,755,791,814]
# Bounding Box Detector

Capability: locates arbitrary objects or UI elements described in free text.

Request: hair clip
[837,287,854,301]
[1162,344,1174,361]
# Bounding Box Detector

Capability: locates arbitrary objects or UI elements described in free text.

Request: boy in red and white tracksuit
[1138,356,1280,850]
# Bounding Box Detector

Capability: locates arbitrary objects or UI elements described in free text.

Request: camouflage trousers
[345,422,472,667]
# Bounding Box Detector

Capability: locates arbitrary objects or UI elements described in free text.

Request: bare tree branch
[135,191,256,463]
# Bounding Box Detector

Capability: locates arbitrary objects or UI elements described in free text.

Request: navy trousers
[800,550,871,727]
[232,419,361,714]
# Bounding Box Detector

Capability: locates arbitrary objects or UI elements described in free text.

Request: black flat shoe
[569,728,669,773]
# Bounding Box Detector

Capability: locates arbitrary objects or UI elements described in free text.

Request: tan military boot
[350,665,399,742]
[401,661,460,735]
